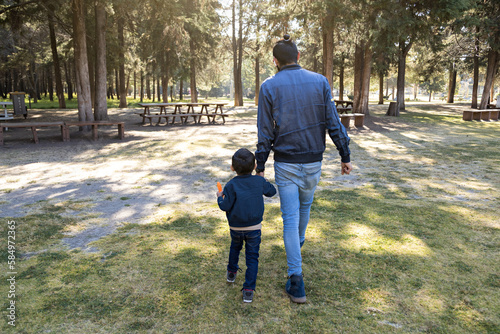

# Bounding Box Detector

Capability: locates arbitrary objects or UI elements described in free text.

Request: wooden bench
[463,110,499,121]
[178,113,228,124]
[65,121,125,140]
[0,121,69,145]
[141,112,228,126]
[339,113,365,128]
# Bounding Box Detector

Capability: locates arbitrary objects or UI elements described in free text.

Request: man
[255,34,352,303]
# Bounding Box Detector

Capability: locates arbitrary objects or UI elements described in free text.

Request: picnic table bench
[463,109,499,121]
[137,102,228,126]
[334,100,365,128]
[65,121,125,140]
[0,121,69,145]
[0,120,124,145]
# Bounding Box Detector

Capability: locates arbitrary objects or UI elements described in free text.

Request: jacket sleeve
[217,184,235,212]
[262,179,277,197]
[324,80,351,163]
[256,83,274,171]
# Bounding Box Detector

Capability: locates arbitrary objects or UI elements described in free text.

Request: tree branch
[0,0,40,15]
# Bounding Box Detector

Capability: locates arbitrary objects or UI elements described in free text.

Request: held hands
[341,162,352,175]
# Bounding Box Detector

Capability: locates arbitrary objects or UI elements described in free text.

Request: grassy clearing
[0,103,499,333]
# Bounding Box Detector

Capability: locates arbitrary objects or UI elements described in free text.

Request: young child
[217,148,276,303]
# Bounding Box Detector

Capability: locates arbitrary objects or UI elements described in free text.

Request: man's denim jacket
[256,64,350,171]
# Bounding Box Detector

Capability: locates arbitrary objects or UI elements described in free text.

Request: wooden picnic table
[137,102,228,126]
[333,100,365,128]
[334,100,353,114]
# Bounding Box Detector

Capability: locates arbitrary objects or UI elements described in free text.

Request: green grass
[0,103,498,333]
[1,194,498,333]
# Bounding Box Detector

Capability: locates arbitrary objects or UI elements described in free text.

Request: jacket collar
[279,64,301,71]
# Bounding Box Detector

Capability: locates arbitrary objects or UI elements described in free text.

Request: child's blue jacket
[217,175,276,228]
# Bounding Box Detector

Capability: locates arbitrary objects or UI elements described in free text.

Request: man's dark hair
[273,34,298,66]
[232,148,255,175]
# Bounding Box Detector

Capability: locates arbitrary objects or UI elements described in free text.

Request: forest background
[0,0,499,121]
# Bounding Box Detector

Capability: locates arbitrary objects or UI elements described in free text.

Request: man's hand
[217,191,223,198]
[256,171,265,177]
[341,162,352,175]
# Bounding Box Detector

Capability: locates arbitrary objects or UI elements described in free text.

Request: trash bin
[10,92,28,117]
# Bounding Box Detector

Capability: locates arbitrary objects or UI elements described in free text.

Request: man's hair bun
[283,34,291,41]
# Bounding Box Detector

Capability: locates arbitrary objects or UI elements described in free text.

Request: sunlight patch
[340,223,432,257]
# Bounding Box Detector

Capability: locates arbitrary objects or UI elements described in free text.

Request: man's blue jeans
[274,161,322,276]
[227,229,261,290]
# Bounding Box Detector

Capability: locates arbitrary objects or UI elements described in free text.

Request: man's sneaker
[285,273,306,303]
[227,270,237,283]
[242,289,254,303]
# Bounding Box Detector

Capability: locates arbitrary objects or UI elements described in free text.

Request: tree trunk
[115,68,120,99]
[180,78,183,100]
[254,53,259,105]
[94,0,108,120]
[378,71,384,104]
[64,61,73,100]
[140,70,144,102]
[447,62,457,103]
[254,15,260,106]
[118,14,127,108]
[397,40,412,112]
[353,43,363,112]
[339,55,344,101]
[322,22,334,88]
[86,25,95,108]
[232,0,243,106]
[359,43,372,115]
[72,0,94,127]
[479,49,499,109]
[133,70,136,99]
[157,74,161,101]
[152,75,155,102]
[47,66,54,101]
[48,11,66,108]
[189,38,198,102]
[161,51,169,103]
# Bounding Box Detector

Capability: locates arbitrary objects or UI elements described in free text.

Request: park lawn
[0,103,499,333]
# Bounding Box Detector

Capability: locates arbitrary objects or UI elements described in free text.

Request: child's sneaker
[242,289,254,303]
[227,270,237,283]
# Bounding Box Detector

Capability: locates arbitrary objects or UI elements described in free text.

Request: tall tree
[232,0,243,106]
[382,0,469,112]
[72,0,94,125]
[117,7,127,108]
[94,0,108,120]
[47,7,66,108]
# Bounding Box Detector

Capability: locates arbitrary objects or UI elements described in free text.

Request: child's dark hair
[273,34,298,65]
[232,148,255,175]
